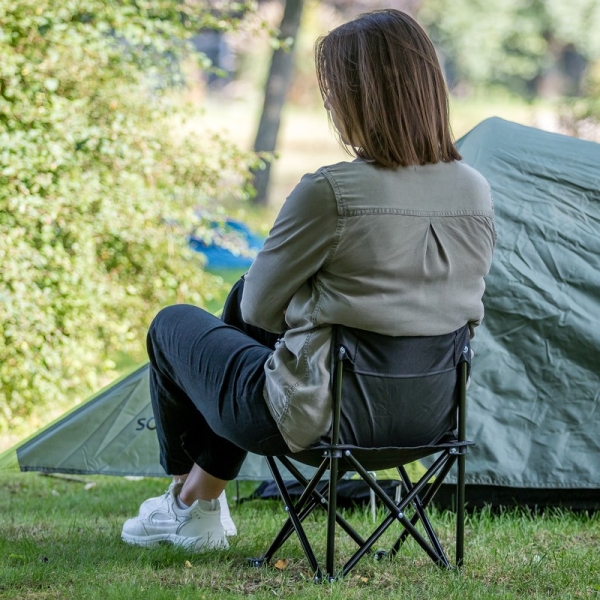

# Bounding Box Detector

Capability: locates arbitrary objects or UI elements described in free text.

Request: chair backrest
[331,324,471,449]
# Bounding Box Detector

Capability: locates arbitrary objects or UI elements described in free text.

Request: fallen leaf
[185,560,193,568]
[274,559,289,571]
[84,482,97,490]
[361,577,369,583]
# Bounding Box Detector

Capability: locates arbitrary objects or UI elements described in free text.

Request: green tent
[447,117,600,508]
[2,118,599,507]
[0,362,279,481]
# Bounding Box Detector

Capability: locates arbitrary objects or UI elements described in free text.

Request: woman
[121,9,496,552]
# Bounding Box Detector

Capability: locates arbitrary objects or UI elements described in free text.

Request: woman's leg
[123,299,288,551]
[179,464,227,504]
[174,278,280,505]
[146,302,289,486]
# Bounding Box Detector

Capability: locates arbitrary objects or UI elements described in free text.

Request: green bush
[0,0,258,432]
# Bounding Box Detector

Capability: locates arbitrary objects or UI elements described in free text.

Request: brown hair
[315,9,461,167]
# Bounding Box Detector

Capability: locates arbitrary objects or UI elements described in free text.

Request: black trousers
[146,279,290,481]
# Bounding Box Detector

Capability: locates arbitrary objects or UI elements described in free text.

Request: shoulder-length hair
[315,9,461,168]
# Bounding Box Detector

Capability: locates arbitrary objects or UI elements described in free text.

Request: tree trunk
[251,0,304,205]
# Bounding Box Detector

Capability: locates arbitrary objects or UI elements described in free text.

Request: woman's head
[315,9,461,167]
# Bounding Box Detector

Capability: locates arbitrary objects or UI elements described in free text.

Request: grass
[1,473,599,599]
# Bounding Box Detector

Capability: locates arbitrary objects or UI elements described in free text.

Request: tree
[251,0,305,205]
[418,0,600,96]
[249,0,424,205]
[0,0,258,431]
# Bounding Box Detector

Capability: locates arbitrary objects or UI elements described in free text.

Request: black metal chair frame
[249,334,473,583]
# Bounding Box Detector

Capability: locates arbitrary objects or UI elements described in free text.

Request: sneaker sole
[221,517,237,537]
[121,531,228,552]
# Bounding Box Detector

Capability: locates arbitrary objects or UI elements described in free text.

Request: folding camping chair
[249,324,473,582]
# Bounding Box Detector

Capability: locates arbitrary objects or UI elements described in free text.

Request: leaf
[185,560,193,568]
[274,559,289,571]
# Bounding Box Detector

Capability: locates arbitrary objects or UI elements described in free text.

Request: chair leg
[343,511,397,575]
[253,458,328,564]
[456,451,466,567]
[279,457,368,549]
[456,358,468,568]
[253,491,322,567]
[345,451,452,568]
[252,449,466,579]
[326,451,341,581]
[396,465,449,565]
[389,454,459,567]
[267,456,323,580]
[338,458,449,574]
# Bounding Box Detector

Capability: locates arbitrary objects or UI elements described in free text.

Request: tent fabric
[0,364,160,477]
[454,118,600,491]
[1,118,599,505]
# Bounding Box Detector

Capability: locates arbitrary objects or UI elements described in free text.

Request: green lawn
[1,472,598,599]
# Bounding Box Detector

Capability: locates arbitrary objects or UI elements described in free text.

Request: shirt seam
[318,169,344,270]
[312,168,345,324]
[343,208,495,217]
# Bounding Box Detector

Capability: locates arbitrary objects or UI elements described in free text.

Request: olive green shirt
[241,159,496,452]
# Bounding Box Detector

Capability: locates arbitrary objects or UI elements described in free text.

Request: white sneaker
[218,490,238,537]
[136,482,183,518]
[136,483,237,536]
[122,485,228,552]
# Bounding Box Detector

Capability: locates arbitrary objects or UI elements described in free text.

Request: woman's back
[286,159,496,337]
[242,158,495,452]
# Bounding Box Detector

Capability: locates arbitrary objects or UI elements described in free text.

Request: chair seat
[290,439,474,471]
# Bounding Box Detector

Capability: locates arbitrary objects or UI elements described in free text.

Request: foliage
[418,0,600,94]
[558,61,600,142]
[0,0,259,432]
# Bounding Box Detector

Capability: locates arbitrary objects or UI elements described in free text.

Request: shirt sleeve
[241,170,338,333]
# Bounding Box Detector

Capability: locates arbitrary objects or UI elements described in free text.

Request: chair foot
[373,550,388,562]
[312,573,336,584]
[247,557,268,568]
